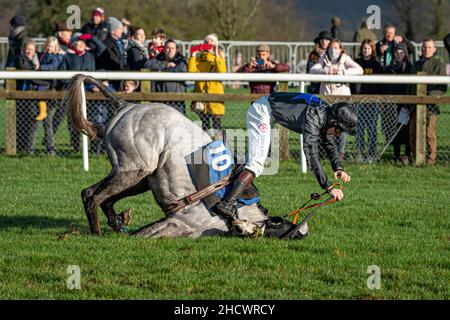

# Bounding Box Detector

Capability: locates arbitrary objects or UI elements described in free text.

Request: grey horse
[63,74,283,238]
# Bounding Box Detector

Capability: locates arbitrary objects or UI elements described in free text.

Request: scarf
[9,26,25,39]
[127,39,149,59]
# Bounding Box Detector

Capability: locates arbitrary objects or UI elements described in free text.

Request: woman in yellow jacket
[188,33,227,134]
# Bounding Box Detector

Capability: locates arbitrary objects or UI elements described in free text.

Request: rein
[286,183,342,226]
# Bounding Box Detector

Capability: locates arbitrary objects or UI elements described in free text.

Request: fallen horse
[64,74,308,239]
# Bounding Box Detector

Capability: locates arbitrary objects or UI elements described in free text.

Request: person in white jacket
[310,40,363,159]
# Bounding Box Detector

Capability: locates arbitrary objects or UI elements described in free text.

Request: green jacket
[413,55,447,114]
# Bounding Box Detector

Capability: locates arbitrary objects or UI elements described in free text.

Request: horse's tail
[63,74,124,140]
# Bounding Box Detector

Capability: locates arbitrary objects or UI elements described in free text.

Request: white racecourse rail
[1,71,449,172]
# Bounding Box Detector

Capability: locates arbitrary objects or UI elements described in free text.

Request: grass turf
[0,156,448,299]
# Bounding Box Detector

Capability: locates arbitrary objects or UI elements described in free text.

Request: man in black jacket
[215,92,357,220]
[6,16,27,68]
[97,17,128,89]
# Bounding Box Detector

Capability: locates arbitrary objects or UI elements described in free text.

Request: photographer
[188,33,226,136]
[237,44,290,94]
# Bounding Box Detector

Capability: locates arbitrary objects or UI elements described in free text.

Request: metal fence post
[299,81,307,173]
[5,67,16,155]
[278,80,290,161]
[414,72,427,165]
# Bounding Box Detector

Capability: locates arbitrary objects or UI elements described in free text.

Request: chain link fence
[1,91,449,164]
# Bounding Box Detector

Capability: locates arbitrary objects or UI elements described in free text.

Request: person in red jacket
[237,44,290,94]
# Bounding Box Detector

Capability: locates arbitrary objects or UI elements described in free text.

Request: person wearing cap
[188,33,227,135]
[6,16,27,68]
[383,42,414,165]
[81,7,109,43]
[237,44,290,94]
[410,38,447,165]
[306,31,332,94]
[97,17,128,89]
[54,21,74,54]
[214,92,357,222]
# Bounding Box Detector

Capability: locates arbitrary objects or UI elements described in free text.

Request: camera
[190,44,214,54]
[256,58,265,66]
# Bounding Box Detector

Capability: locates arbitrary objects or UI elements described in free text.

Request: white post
[299,81,307,174]
[80,82,89,172]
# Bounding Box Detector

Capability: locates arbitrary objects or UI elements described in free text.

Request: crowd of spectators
[306,21,448,165]
[4,9,450,164]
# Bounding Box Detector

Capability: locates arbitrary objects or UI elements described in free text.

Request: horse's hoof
[120,208,133,225]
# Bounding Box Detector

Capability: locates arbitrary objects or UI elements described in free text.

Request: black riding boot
[215,169,255,220]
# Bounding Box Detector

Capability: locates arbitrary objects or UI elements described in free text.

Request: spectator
[145,39,188,114]
[126,26,149,71]
[376,24,414,67]
[57,33,106,153]
[330,17,342,41]
[188,33,227,135]
[383,42,414,165]
[121,18,131,40]
[411,38,447,165]
[306,31,332,94]
[354,39,384,163]
[353,20,377,43]
[237,44,290,94]
[54,21,74,54]
[310,39,363,160]
[81,7,109,42]
[149,29,166,59]
[123,80,139,93]
[35,36,65,155]
[444,33,450,75]
[6,16,27,68]
[97,17,128,89]
[14,39,44,154]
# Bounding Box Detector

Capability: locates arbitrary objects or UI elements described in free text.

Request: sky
[297,0,395,40]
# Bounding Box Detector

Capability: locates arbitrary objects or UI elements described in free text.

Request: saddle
[163,164,259,215]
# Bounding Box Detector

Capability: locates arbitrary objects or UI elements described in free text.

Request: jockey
[215,92,357,221]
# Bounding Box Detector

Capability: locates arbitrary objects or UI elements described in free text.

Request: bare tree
[203,0,261,40]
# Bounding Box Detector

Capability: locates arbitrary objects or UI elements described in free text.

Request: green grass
[0,156,449,299]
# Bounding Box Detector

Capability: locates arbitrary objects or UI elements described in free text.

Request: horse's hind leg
[82,169,150,236]
[100,177,149,231]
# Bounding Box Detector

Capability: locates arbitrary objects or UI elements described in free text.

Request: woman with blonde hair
[35,36,65,154]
